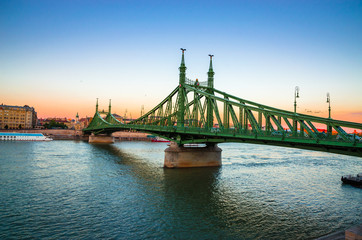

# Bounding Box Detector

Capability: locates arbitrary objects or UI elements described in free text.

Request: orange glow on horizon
[3,95,361,123]
[35,105,361,124]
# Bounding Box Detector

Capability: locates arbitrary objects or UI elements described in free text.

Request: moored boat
[151,136,170,142]
[341,173,362,187]
[183,143,206,147]
[0,132,53,141]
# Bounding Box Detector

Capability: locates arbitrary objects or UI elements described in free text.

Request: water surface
[0,141,361,239]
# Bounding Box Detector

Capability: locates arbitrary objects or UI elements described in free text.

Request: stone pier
[164,142,222,168]
[88,134,114,143]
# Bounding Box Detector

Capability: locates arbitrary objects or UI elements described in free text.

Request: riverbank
[0,129,151,141]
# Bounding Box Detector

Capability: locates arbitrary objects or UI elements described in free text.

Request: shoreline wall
[0,129,151,141]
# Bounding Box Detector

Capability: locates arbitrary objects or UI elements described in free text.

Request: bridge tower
[108,99,111,114]
[206,54,214,129]
[164,53,222,168]
[88,98,115,143]
[96,97,99,112]
[177,48,187,128]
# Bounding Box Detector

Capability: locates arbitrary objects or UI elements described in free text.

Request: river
[0,140,360,239]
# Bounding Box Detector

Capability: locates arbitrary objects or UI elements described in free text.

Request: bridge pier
[164,142,222,168]
[88,133,114,143]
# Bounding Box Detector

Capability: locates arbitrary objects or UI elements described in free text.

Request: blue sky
[0,0,361,121]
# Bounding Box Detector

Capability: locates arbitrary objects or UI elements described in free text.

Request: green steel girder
[283,117,294,132]
[298,120,318,139]
[330,124,349,141]
[306,120,319,134]
[105,113,122,125]
[270,115,284,131]
[212,100,223,129]
[84,86,362,140]
[213,88,361,129]
[129,86,179,125]
[83,115,362,156]
[85,111,113,133]
[245,109,262,133]
[186,84,362,132]
[225,97,241,131]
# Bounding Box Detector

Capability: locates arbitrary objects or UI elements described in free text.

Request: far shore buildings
[38,114,90,130]
[0,104,37,129]
[0,103,89,130]
[0,104,135,130]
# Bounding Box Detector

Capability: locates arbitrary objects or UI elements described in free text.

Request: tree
[4,125,8,129]
[43,120,68,129]
[18,124,22,129]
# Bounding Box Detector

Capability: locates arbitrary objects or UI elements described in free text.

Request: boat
[341,174,362,187]
[183,143,206,147]
[0,132,53,141]
[151,136,170,142]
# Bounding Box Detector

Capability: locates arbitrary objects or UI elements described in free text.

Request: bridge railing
[185,78,208,87]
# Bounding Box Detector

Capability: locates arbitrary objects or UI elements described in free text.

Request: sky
[0,0,361,122]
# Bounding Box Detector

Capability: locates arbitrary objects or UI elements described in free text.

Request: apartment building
[0,104,37,129]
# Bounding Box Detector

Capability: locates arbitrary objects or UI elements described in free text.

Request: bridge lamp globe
[295,86,300,98]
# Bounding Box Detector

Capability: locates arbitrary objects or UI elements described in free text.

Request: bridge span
[83,49,362,167]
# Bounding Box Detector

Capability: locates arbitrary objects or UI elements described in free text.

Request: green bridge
[83,49,362,167]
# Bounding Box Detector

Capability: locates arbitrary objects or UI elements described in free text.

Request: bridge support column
[164,142,222,168]
[88,133,114,143]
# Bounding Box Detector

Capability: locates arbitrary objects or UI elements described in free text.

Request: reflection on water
[0,141,361,239]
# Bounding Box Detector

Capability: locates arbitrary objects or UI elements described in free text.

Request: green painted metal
[83,51,362,157]
[207,54,215,129]
[177,48,187,128]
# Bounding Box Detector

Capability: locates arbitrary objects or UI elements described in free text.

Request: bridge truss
[83,50,362,157]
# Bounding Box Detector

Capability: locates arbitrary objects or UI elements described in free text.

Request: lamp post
[326,93,332,135]
[326,93,331,118]
[293,86,299,136]
[294,86,299,113]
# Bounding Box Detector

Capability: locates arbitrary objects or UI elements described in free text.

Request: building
[79,117,91,128]
[68,113,86,130]
[0,104,37,129]
[37,114,88,130]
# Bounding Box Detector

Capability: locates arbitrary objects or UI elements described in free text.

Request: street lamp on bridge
[326,92,332,135]
[327,92,331,118]
[293,86,300,137]
[294,86,300,113]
